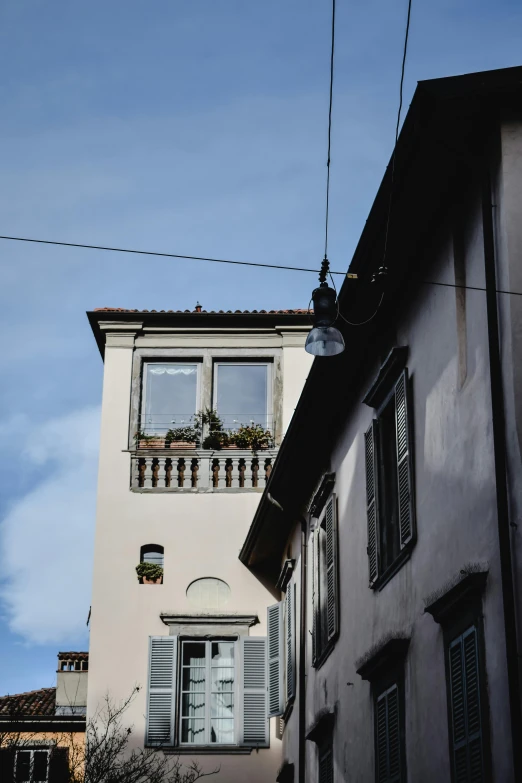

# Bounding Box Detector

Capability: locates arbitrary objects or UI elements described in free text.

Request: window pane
[144,364,198,432]
[211,693,234,717]
[182,694,206,718]
[33,751,48,782]
[211,642,234,665]
[211,668,235,692]
[182,667,206,692]
[182,642,206,667]
[142,550,164,567]
[210,718,234,744]
[181,718,206,744]
[16,752,30,782]
[215,364,268,429]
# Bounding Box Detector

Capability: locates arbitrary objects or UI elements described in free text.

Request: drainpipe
[482,169,522,779]
[298,518,308,783]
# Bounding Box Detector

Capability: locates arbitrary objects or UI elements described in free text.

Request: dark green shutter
[375,684,402,783]
[365,421,380,586]
[48,748,69,783]
[325,495,339,643]
[0,749,15,783]
[319,743,334,783]
[394,369,414,548]
[448,626,484,783]
[311,527,320,665]
[285,583,296,704]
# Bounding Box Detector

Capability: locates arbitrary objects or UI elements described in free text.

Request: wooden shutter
[365,421,380,586]
[267,602,284,717]
[375,684,401,783]
[48,748,69,783]
[0,749,15,783]
[395,369,414,548]
[240,636,269,747]
[325,494,339,643]
[146,635,177,746]
[319,742,334,783]
[311,528,319,665]
[448,626,484,783]
[285,583,296,704]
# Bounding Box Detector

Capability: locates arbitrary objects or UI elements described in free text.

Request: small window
[15,750,49,782]
[213,362,271,431]
[318,739,333,783]
[140,544,164,568]
[186,578,230,610]
[141,362,200,437]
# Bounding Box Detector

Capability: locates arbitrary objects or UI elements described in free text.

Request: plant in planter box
[136,562,164,584]
[198,409,231,450]
[165,424,200,448]
[231,424,273,451]
[134,431,165,449]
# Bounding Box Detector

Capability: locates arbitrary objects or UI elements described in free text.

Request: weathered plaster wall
[56,672,88,709]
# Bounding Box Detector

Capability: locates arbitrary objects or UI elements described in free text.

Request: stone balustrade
[131,449,277,490]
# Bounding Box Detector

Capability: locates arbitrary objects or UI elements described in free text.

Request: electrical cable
[323,0,336,261]
[0,233,348,276]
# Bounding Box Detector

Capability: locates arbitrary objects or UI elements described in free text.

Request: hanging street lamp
[305,258,345,357]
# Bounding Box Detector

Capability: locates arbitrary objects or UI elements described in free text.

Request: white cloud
[0,406,100,645]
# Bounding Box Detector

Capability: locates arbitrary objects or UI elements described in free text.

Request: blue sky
[0,0,521,695]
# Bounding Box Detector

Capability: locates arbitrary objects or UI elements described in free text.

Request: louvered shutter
[375,684,401,783]
[0,749,15,783]
[311,528,319,665]
[240,636,269,747]
[146,636,177,746]
[449,627,484,783]
[48,748,69,783]
[319,743,334,783]
[394,369,414,548]
[267,602,284,717]
[325,495,339,643]
[365,421,380,586]
[285,582,296,704]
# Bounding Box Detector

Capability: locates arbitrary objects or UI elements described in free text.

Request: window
[446,624,488,783]
[146,635,268,749]
[16,750,49,782]
[365,365,415,588]
[213,362,271,430]
[318,740,334,783]
[186,578,231,610]
[375,682,405,783]
[141,362,199,436]
[140,544,164,568]
[311,492,339,667]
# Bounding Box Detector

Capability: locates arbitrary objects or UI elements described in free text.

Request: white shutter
[240,636,269,747]
[285,583,296,704]
[146,636,177,746]
[267,602,284,717]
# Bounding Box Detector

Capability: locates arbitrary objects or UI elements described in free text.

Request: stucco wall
[279,146,518,781]
[87,326,311,781]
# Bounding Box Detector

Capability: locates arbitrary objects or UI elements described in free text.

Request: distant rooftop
[93,307,311,314]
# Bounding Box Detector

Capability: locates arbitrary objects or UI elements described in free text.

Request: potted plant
[134,431,165,449]
[165,425,199,449]
[232,424,273,451]
[199,409,232,450]
[136,562,164,585]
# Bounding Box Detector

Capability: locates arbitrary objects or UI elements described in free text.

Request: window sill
[372,546,412,592]
[162,746,253,755]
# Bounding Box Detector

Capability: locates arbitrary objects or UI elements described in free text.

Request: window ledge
[163,747,253,755]
[356,636,410,682]
[424,568,488,625]
[372,546,412,592]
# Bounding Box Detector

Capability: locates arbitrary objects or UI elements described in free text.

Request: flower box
[168,441,197,449]
[142,576,163,585]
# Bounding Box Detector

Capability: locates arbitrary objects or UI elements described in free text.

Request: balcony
[131,413,277,491]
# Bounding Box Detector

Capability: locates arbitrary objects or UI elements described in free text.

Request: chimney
[55,652,89,715]
[195,302,202,313]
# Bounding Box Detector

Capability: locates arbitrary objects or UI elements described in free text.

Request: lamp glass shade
[305,326,345,356]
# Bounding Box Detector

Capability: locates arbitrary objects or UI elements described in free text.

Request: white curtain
[148,366,196,376]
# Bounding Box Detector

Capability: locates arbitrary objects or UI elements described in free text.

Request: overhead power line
[323,0,336,261]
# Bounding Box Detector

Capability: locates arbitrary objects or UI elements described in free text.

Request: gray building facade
[240,67,522,783]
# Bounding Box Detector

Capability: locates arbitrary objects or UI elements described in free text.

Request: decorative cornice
[160,613,259,628]
[310,473,335,517]
[276,559,296,591]
[356,637,410,682]
[276,761,295,782]
[306,708,335,744]
[363,346,408,408]
[424,569,488,625]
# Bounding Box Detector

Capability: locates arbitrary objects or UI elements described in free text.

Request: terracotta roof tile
[58,652,89,660]
[0,687,56,717]
[93,307,311,315]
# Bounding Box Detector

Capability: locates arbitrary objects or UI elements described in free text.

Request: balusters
[132,451,276,489]
[191,458,199,487]
[251,457,259,487]
[165,458,172,487]
[238,458,246,488]
[177,458,186,487]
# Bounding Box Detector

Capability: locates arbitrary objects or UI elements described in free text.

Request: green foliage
[202,430,230,450]
[134,430,160,444]
[198,408,224,431]
[136,562,164,581]
[165,426,199,444]
[231,424,273,450]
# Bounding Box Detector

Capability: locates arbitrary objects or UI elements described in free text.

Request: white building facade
[86,307,312,782]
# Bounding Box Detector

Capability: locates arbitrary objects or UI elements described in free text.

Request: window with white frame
[141,362,200,436]
[146,635,268,749]
[15,749,49,782]
[213,362,271,431]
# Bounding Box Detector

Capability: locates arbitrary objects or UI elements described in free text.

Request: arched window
[140,544,164,568]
